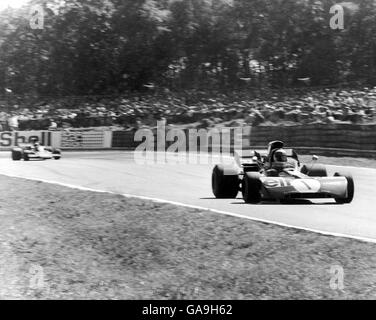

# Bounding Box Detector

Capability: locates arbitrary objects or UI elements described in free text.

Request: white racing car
[11,143,62,161]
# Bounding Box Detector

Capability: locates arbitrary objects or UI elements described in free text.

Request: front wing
[260,177,348,200]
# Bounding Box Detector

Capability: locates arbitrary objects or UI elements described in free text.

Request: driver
[265,149,291,176]
[273,149,288,166]
[30,137,40,151]
[34,142,40,151]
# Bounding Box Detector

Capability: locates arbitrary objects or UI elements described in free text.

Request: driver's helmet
[273,149,287,163]
[34,142,40,148]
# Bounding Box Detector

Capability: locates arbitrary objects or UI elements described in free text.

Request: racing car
[11,142,62,161]
[211,141,354,204]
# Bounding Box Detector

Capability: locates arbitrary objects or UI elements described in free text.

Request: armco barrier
[112,127,247,152]
[1,124,375,157]
[248,124,376,158]
[112,124,376,158]
[112,130,139,149]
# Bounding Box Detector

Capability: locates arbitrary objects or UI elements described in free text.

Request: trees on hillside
[0,0,374,96]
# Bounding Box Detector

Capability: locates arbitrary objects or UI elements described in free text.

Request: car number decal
[264,179,280,188]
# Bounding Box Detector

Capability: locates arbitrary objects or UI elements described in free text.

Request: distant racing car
[11,142,61,161]
[211,141,354,204]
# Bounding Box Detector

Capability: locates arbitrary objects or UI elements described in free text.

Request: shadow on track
[230,199,342,206]
[200,197,341,205]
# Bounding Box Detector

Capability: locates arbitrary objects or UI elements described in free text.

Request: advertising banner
[0,131,52,149]
[61,131,106,149]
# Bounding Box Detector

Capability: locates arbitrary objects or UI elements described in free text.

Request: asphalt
[0,151,375,240]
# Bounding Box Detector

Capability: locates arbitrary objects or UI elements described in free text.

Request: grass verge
[0,175,376,299]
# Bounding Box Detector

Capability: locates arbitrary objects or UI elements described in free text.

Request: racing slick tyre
[212,165,239,199]
[23,153,30,161]
[11,150,22,161]
[301,164,327,177]
[53,149,61,160]
[242,172,262,204]
[334,172,354,204]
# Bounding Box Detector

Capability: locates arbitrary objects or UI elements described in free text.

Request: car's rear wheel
[211,165,239,199]
[301,164,327,177]
[334,172,354,204]
[23,153,30,161]
[242,172,262,204]
[12,150,22,161]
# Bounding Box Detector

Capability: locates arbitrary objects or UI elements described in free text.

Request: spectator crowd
[1,87,376,132]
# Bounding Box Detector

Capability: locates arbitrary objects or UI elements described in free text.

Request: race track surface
[0,151,375,241]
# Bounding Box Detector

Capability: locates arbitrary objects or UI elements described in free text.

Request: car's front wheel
[52,149,61,160]
[334,172,354,204]
[53,154,61,160]
[242,172,262,204]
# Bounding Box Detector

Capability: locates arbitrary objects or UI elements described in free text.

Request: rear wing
[234,149,266,167]
[235,148,299,162]
[235,149,268,159]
